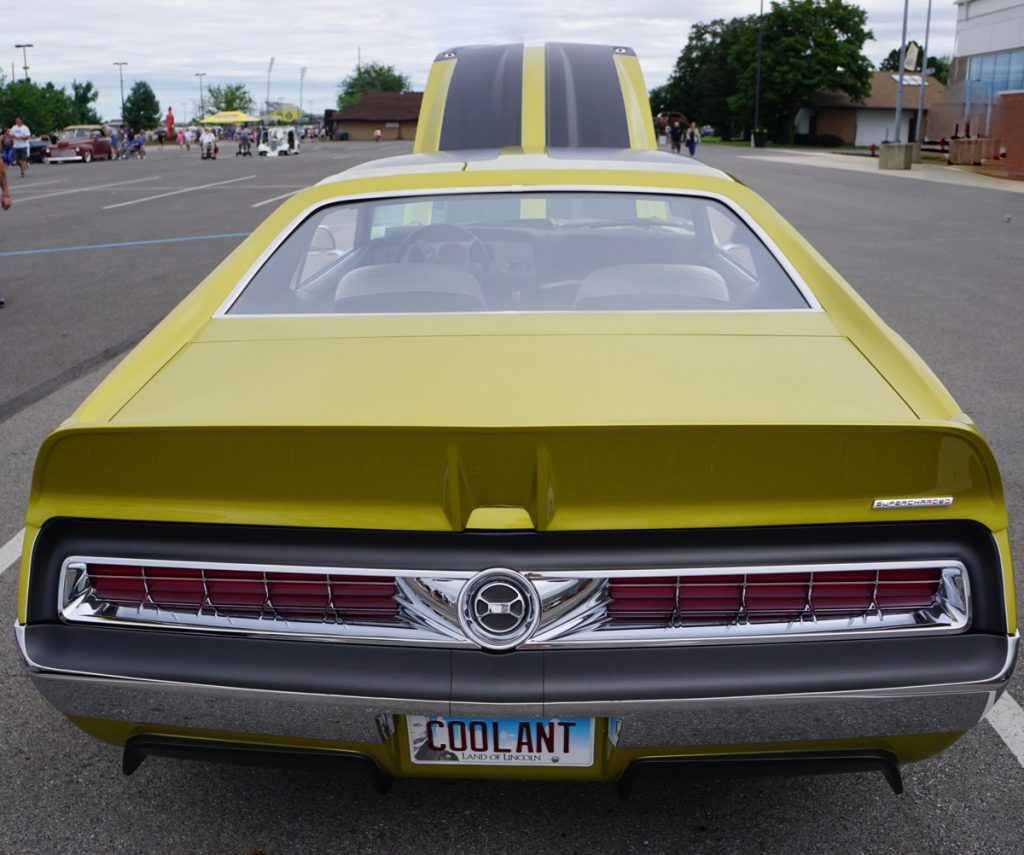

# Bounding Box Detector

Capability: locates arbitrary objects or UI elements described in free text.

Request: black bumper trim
[616,750,903,800]
[122,735,394,793]
[23,622,1011,705]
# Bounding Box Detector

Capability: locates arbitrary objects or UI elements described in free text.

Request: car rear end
[15,306,1017,792]
[14,41,1018,792]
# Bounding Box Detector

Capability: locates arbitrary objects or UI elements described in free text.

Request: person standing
[10,117,32,177]
[685,121,701,157]
[669,121,683,154]
[0,156,11,306]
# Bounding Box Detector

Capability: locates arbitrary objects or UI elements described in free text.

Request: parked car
[28,137,50,163]
[44,125,113,163]
[654,110,686,130]
[16,43,1017,797]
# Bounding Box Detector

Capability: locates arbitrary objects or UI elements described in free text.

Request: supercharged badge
[872,497,954,509]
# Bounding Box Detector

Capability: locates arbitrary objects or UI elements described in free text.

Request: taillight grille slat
[607,567,945,626]
[66,556,968,646]
[83,564,400,623]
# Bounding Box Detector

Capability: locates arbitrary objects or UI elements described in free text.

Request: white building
[945,0,1024,134]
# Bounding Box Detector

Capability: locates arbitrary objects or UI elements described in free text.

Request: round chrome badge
[457,568,541,652]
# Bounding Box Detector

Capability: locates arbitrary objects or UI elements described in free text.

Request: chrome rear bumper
[16,623,1018,750]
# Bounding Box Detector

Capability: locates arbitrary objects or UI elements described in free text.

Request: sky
[4,1,958,124]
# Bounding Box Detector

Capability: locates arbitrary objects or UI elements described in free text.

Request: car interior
[228,192,810,315]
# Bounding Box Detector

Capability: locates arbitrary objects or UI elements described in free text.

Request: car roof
[317,148,732,185]
[317,42,731,187]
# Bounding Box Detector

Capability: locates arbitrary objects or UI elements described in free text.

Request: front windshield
[227,191,810,316]
[62,128,92,139]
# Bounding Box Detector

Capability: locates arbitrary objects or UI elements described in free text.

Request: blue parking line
[0,232,251,258]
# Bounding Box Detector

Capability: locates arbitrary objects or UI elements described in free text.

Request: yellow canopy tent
[199,110,261,124]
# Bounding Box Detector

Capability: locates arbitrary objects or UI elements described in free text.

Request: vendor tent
[200,110,261,124]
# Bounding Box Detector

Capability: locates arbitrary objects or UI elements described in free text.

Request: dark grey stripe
[438,44,523,151]
[545,43,630,149]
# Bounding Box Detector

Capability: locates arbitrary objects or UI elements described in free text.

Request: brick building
[929,0,1024,177]
[796,71,946,146]
[324,91,423,141]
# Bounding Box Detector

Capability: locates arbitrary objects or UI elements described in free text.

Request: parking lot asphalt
[1,140,1023,854]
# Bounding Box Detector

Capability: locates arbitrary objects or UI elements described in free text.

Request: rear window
[227,191,810,315]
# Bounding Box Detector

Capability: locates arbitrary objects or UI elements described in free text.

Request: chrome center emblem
[458,568,540,651]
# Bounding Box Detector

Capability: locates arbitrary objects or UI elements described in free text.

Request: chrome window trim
[59,555,970,650]
[211,184,823,317]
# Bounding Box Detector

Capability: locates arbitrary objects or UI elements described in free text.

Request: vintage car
[654,110,686,131]
[15,43,1017,797]
[258,126,300,156]
[28,137,50,163]
[44,125,113,163]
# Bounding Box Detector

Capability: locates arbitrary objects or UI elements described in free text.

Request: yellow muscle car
[15,44,1017,797]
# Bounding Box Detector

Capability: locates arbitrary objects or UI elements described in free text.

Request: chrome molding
[58,556,971,650]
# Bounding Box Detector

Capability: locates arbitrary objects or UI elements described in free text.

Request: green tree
[0,79,49,130]
[654,16,758,140]
[122,80,160,130]
[207,83,256,114]
[879,48,949,85]
[729,0,874,142]
[70,80,102,124]
[0,78,80,134]
[336,62,410,110]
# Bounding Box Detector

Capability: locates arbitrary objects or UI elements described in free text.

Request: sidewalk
[733,147,1024,194]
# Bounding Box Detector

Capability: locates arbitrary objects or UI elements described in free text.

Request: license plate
[407,716,594,766]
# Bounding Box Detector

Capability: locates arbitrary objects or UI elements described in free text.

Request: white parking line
[988,692,1024,767]
[16,177,69,189]
[251,190,299,208]
[103,175,256,210]
[16,175,163,204]
[0,528,25,577]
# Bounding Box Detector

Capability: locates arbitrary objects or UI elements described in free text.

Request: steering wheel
[396,223,489,274]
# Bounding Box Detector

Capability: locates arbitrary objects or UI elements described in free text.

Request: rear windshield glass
[227,191,809,315]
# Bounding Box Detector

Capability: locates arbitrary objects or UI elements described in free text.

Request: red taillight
[608,567,944,624]
[84,564,399,621]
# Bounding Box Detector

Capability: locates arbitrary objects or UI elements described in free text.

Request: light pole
[893,0,910,143]
[752,0,764,146]
[195,72,206,118]
[266,57,275,122]
[299,67,307,123]
[915,0,933,144]
[14,43,33,81]
[114,62,127,124]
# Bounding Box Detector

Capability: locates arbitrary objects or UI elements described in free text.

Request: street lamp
[195,72,207,118]
[915,0,934,144]
[114,62,127,124]
[266,57,275,122]
[14,43,33,81]
[299,67,307,123]
[752,1,764,146]
[893,0,911,143]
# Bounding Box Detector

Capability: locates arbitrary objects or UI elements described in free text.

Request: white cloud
[4,0,956,123]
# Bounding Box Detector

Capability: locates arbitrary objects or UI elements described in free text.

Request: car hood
[111,332,915,427]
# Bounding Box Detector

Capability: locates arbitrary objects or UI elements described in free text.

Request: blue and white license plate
[407,716,594,766]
